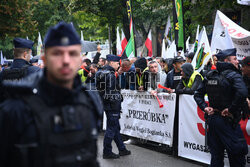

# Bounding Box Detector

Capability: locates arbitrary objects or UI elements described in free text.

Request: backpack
[1,65,29,81]
[20,94,99,167]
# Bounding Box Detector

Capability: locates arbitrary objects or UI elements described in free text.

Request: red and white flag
[116,28,122,55]
[145,29,153,57]
[121,29,128,54]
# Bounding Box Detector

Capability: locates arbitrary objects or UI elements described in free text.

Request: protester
[98,57,106,68]
[176,63,203,94]
[86,63,98,84]
[78,58,91,83]
[0,21,102,167]
[241,56,250,109]
[141,60,166,95]
[93,44,101,64]
[134,57,147,90]
[185,52,194,63]
[164,56,185,92]
[194,48,248,167]
[118,59,136,90]
[101,54,131,159]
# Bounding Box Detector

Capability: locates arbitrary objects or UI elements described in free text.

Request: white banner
[119,90,176,146]
[215,10,250,60]
[178,95,250,166]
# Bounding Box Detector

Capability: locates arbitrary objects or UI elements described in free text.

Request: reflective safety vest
[183,71,203,88]
[78,69,87,83]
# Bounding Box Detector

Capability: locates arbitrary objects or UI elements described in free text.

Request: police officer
[0,38,40,80]
[101,54,131,159]
[0,22,102,167]
[194,48,248,167]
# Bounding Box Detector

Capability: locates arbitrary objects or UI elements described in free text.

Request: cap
[241,56,250,66]
[173,56,185,63]
[216,48,236,61]
[13,38,34,49]
[106,54,121,62]
[44,21,81,48]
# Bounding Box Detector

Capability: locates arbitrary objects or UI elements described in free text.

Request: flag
[174,0,185,50]
[0,51,4,65]
[121,18,135,58]
[211,12,235,54]
[145,29,153,57]
[191,27,212,72]
[165,16,172,45]
[185,36,190,52]
[121,29,128,53]
[237,0,250,5]
[164,40,177,59]
[190,25,199,53]
[37,32,43,56]
[161,38,166,58]
[116,28,122,55]
[121,0,135,58]
[81,31,84,41]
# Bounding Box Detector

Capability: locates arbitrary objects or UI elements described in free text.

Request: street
[97,135,207,167]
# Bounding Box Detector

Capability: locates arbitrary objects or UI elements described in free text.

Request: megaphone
[154,94,164,108]
[158,84,172,92]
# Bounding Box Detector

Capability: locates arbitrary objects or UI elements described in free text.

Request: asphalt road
[97,135,207,167]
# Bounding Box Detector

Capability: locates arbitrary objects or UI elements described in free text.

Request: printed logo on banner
[197,102,209,136]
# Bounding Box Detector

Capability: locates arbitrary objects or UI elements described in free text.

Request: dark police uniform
[0,22,102,167]
[101,54,130,159]
[0,38,41,102]
[194,49,248,167]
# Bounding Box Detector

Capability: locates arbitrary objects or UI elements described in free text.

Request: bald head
[121,59,132,72]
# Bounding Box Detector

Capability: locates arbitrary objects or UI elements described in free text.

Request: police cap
[106,54,121,62]
[173,56,185,63]
[44,21,81,48]
[216,48,236,61]
[13,38,34,49]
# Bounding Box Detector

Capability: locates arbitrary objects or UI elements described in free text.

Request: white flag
[0,51,4,65]
[37,32,43,56]
[190,25,199,53]
[161,39,166,58]
[191,27,212,72]
[81,31,84,41]
[185,36,190,52]
[165,16,171,39]
[164,40,176,59]
[213,10,250,60]
[211,12,234,54]
[237,0,250,5]
[116,27,122,55]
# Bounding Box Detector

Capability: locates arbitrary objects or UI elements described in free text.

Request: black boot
[103,152,120,159]
[119,149,131,156]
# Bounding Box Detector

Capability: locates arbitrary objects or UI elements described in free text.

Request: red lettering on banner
[235,33,247,38]
[220,19,229,27]
[197,102,209,136]
[228,28,236,34]
[240,119,250,145]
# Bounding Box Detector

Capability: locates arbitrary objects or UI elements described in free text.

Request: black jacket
[101,65,122,111]
[194,62,248,114]
[176,75,203,95]
[0,70,103,167]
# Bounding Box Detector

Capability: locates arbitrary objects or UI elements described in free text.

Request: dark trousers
[207,114,248,167]
[103,111,126,154]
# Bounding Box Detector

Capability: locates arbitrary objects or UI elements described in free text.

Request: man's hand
[117,68,123,75]
[204,107,214,115]
[138,86,144,91]
[221,108,233,118]
[151,90,157,96]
